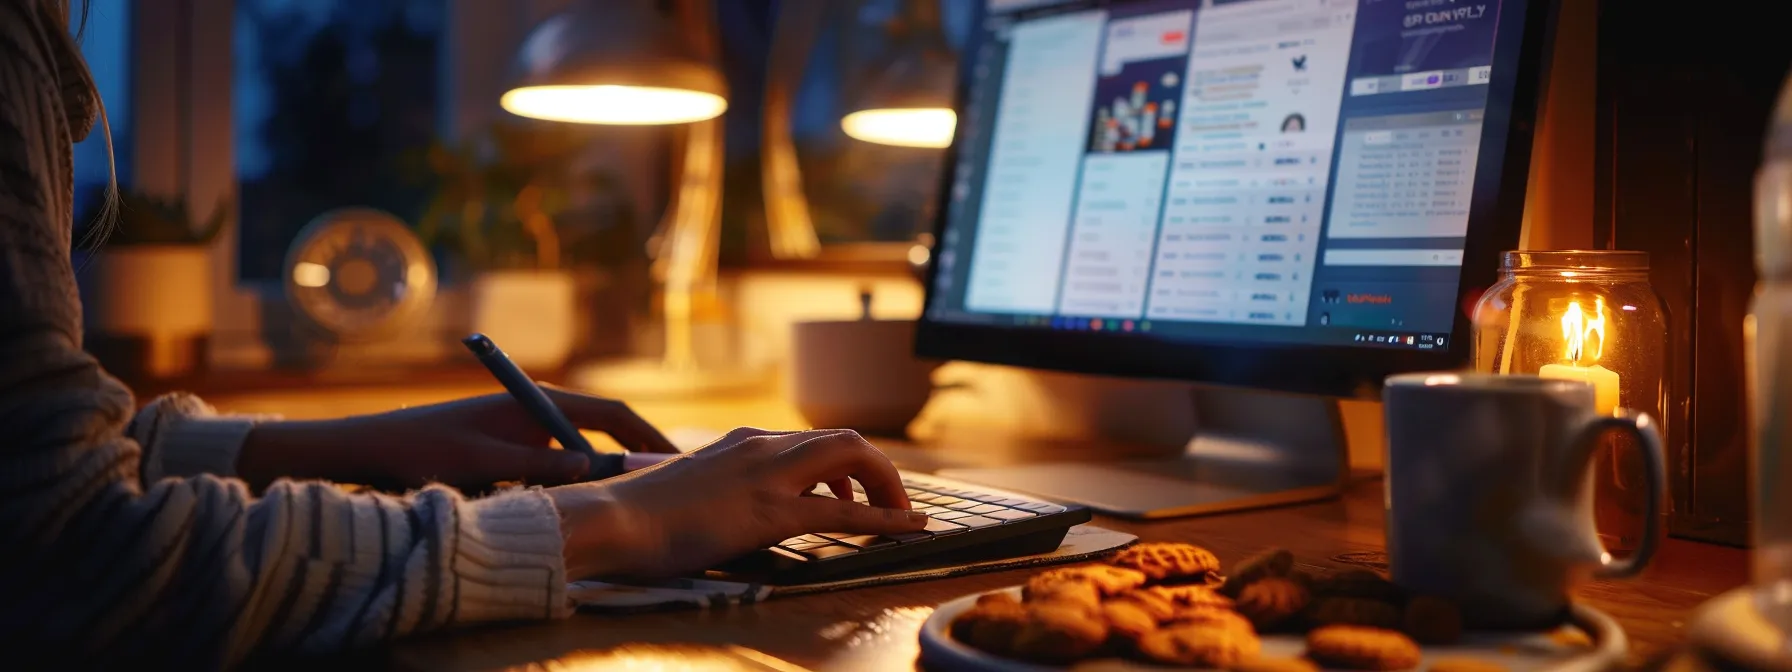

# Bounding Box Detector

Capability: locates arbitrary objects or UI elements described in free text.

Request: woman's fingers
[540,385,680,454]
[825,478,854,501]
[783,497,928,536]
[769,431,910,509]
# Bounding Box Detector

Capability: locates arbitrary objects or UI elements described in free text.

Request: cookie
[1029,565,1150,597]
[1313,569,1405,604]
[1170,606,1257,636]
[1107,589,1178,623]
[1027,578,1103,612]
[1101,599,1160,644]
[1428,658,1509,672]
[1149,584,1236,610]
[1237,577,1310,630]
[1402,595,1464,644]
[1110,542,1223,582]
[1138,622,1262,667]
[951,593,1029,656]
[1222,548,1295,596]
[1306,625,1423,671]
[1011,602,1111,664]
[1229,655,1323,672]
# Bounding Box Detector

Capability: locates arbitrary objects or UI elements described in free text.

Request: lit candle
[1538,298,1621,415]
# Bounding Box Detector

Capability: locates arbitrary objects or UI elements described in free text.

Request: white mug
[789,319,941,437]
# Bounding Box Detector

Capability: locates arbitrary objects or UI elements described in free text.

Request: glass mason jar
[1471,250,1670,552]
[1750,75,1792,631]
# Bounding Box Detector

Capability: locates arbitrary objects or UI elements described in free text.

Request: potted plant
[416,123,606,370]
[84,189,228,378]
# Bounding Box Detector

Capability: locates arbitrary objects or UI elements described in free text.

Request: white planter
[89,245,215,377]
[470,270,577,370]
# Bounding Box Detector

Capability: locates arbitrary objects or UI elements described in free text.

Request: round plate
[284,208,437,341]
[1687,587,1792,672]
[919,586,1628,672]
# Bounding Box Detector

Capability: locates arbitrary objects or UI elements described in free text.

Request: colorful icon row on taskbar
[1012,315,1152,333]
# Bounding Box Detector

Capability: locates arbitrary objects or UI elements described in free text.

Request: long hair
[64,0,121,254]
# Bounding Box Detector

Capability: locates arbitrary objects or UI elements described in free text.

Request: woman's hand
[547,428,927,579]
[237,386,677,490]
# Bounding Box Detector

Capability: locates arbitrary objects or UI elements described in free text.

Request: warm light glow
[292,261,331,288]
[1560,297,1610,363]
[907,244,931,267]
[501,85,727,125]
[841,108,957,148]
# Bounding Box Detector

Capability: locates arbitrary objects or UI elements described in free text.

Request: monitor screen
[927,0,1514,353]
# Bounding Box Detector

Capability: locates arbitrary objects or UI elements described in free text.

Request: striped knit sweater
[0,2,571,667]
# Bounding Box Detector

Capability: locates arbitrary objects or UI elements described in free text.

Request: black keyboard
[715,472,1092,584]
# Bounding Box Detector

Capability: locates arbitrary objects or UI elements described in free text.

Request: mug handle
[1565,411,1667,579]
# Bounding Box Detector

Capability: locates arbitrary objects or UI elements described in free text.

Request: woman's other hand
[548,428,926,579]
[237,386,678,490]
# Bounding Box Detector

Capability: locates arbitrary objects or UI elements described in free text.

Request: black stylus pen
[462,333,625,480]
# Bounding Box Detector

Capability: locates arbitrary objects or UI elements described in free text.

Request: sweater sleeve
[129,393,268,481]
[0,8,571,669]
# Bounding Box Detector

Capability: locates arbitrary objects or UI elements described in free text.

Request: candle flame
[1560,297,1609,363]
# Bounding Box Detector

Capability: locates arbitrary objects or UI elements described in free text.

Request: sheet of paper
[568,524,1137,613]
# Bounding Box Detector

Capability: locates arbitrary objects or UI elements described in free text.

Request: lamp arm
[760,0,826,260]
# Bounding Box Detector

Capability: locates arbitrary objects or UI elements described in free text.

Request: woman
[0,1,924,667]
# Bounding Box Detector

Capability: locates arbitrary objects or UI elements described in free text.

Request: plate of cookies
[920,542,1625,672]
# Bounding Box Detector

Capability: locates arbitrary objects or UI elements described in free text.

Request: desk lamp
[761,0,957,266]
[838,1,958,149]
[504,0,761,397]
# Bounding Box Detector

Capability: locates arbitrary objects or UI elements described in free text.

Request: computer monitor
[915,0,1553,517]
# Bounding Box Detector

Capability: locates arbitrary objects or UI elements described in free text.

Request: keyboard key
[967,503,1005,514]
[804,544,860,559]
[963,492,1004,503]
[1018,502,1068,513]
[851,481,866,493]
[834,535,897,549]
[886,531,932,543]
[781,539,831,551]
[986,509,1037,521]
[945,500,981,511]
[769,547,807,562]
[933,510,973,521]
[955,515,1002,528]
[911,493,946,504]
[905,488,925,497]
[818,532,854,540]
[931,496,967,506]
[925,518,969,535]
[851,492,869,503]
[915,506,950,516]
[994,498,1031,507]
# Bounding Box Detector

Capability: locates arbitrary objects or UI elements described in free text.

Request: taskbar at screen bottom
[925,309,1452,352]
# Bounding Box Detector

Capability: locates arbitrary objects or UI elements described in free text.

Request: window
[233,0,446,282]
[71,0,132,231]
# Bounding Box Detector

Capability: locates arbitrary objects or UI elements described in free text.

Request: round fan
[283,208,436,341]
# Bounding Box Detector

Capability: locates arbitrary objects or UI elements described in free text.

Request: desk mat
[568,524,1137,614]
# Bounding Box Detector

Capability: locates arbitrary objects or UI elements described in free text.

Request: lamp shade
[502,0,728,125]
[841,47,957,148]
[838,1,959,150]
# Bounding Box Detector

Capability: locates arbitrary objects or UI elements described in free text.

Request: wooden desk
[201,386,1747,671]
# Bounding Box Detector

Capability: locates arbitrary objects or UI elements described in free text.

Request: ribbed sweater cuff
[450,487,573,622]
[158,416,260,479]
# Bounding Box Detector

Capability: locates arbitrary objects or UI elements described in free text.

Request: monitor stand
[934,387,1349,519]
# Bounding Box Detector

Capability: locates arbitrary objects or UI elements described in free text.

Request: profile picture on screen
[1282,113,1307,133]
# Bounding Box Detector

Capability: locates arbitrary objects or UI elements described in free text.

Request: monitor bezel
[915,0,1557,400]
